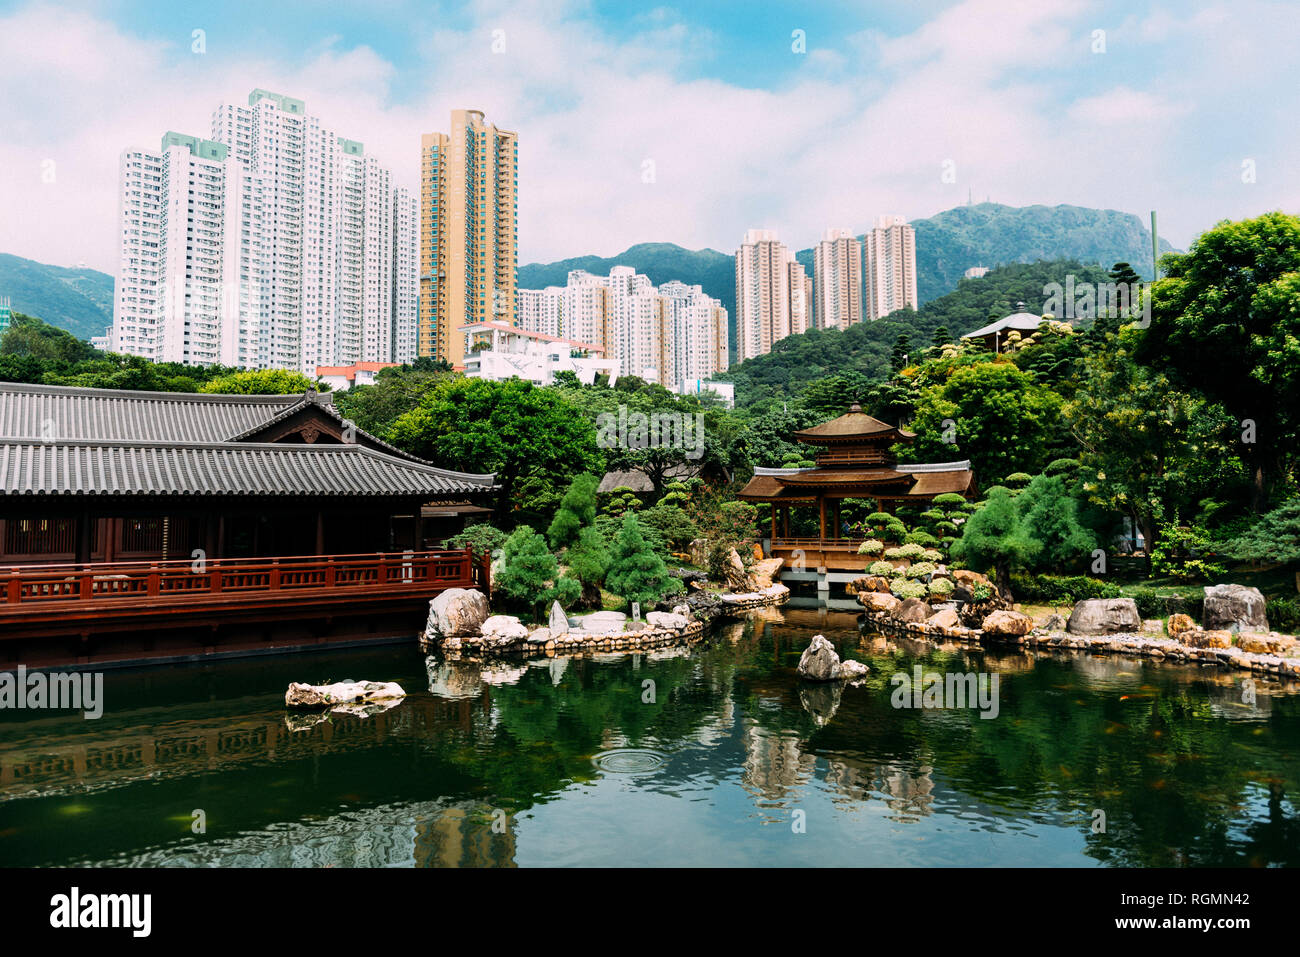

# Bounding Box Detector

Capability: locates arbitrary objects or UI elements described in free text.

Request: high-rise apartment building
[419,109,518,368]
[864,214,918,320]
[735,229,809,361]
[812,227,862,330]
[392,186,420,364]
[516,268,727,390]
[110,90,416,371]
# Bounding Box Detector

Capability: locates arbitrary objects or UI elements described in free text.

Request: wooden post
[818,495,826,541]
[770,504,777,541]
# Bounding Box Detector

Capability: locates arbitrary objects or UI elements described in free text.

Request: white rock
[286,680,406,710]
[480,615,528,641]
[426,588,490,639]
[646,611,690,630]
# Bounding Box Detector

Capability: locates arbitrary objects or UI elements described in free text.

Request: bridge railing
[1,550,483,608]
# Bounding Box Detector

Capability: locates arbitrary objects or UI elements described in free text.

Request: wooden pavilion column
[818,495,826,541]
[770,504,777,541]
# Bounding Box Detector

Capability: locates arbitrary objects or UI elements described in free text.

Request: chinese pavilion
[737,403,976,572]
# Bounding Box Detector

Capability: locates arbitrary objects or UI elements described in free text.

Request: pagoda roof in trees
[790,403,916,444]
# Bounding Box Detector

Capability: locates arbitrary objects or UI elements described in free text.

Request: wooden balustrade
[0,550,483,613]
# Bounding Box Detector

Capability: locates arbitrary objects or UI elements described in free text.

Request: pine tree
[605,514,679,610]
[497,527,562,621]
[949,488,1027,599]
[548,473,599,548]
[1014,474,1096,571]
[564,525,611,608]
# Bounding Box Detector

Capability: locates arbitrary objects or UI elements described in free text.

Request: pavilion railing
[1,549,485,608]
[770,537,869,550]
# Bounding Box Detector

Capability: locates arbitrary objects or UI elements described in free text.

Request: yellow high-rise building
[419,110,518,366]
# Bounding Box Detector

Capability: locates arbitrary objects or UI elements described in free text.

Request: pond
[2,605,1298,867]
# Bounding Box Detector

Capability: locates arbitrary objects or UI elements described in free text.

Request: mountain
[518,241,737,342]
[716,259,1115,407]
[906,203,1177,304]
[520,204,1178,348]
[0,254,114,339]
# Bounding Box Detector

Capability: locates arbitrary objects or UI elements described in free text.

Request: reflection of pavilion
[739,404,976,573]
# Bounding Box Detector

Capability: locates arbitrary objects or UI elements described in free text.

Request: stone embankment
[421,577,790,660]
[854,578,1300,679]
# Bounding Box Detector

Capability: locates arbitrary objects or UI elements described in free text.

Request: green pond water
[2,605,1298,867]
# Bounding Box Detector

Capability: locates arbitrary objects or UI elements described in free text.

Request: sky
[0,0,1296,275]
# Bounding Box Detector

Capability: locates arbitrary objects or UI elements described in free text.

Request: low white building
[677,378,735,408]
[461,322,620,386]
[315,361,400,390]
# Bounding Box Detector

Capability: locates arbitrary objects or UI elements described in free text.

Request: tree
[387,377,602,522]
[605,514,680,609]
[564,526,612,608]
[1136,212,1300,511]
[332,364,453,435]
[496,526,573,620]
[1064,338,1242,561]
[200,369,326,395]
[949,488,1025,599]
[1014,474,1096,572]
[890,334,912,372]
[1222,498,1300,567]
[548,474,599,548]
[905,359,1067,484]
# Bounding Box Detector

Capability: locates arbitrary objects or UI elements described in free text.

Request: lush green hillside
[520,204,1177,349]
[518,241,736,339]
[715,259,1113,406]
[908,203,1177,304]
[0,253,113,339]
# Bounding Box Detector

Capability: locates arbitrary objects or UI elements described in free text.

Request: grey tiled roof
[0,383,497,499]
[0,440,496,497]
[0,381,312,443]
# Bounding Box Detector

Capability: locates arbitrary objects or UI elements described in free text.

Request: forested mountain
[0,254,114,339]
[715,259,1113,406]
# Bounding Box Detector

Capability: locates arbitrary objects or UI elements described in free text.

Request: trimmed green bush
[921,548,943,562]
[893,580,927,600]
[906,561,937,579]
[858,538,885,556]
[1009,573,1120,604]
[867,560,894,576]
[928,578,954,597]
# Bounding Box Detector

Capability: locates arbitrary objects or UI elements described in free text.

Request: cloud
[0,0,1296,278]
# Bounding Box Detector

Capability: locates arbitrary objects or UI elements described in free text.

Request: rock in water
[798,634,842,682]
[838,659,870,679]
[548,600,569,635]
[1203,584,1269,633]
[426,588,490,639]
[646,610,690,630]
[982,609,1033,637]
[1066,598,1141,635]
[480,615,529,641]
[286,680,406,710]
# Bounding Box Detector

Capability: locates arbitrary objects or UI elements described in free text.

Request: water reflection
[0,607,1298,868]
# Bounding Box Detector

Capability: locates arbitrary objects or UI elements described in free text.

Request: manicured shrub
[921,548,943,562]
[884,547,904,560]
[928,578,954,597]
[548,473,599,548]
[1009,573,1121,604]
[889,565,907,578]
[858,538,885,556]
[904,530,940,547]
[606,514,684,609]
[446,523,509,558]
[906,561,937,579]
[867,560,894,577]
[897,542,927,560]
[893,580,927,600]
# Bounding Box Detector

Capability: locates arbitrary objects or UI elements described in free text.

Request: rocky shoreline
[421,582,790,661]
[856,579,1300,679]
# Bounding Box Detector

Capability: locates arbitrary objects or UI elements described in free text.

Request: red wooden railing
[1,549,489,610]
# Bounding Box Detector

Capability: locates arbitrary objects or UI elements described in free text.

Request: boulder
[848,575,892,595]
[895,598,933,623]
[286,680,405,710]
[548,600,570,635]
[480,615,528,641]
[646,610,690,630]
[982,610,1033,637]
[751,557,784,589]
[723,547,752,591]
[838,659,870,680]
[1066,598,1141,636]
[952,585,973,604]
[425,588,490,639]
[672,603,692,618]
[1184,629,1232,649]
[797,634,841,682]
[1141,619,1164,634]
[952,569,992,587]
[1203,584,1269,633]
[1040,612,1066,632]
[1237,633,1297,655]
[926,608,961,633]
[1167,613,1196,637]
[527,627,552,644]
[579,610,628,632]
[859,592,900,614]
